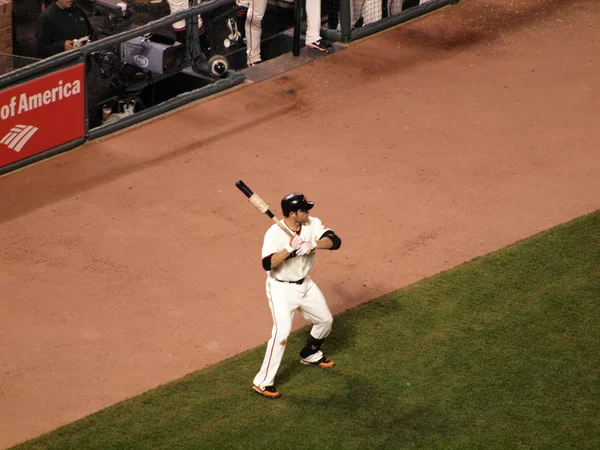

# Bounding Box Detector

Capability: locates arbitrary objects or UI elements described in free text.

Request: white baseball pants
[242,0,324,65]
[253,277,333,389]
[304,0,324,45]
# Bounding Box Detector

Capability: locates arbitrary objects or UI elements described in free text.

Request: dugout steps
[233,30,347,83]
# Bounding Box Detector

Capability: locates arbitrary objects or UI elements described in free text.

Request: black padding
[262,254,273,271]
[300,334,325,358]
[320,230,342,250]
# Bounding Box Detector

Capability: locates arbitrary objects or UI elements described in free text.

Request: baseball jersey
[262,217,331,282]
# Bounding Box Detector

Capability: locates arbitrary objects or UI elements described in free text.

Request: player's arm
[318,230,341,250]
[263,248,293,271]
[261,234,303,271]
[296,229,341,256]
[295,215,342,257]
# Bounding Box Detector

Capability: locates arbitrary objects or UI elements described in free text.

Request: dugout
[321,0,460,42]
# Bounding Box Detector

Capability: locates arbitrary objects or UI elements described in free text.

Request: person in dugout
[36,0,95,58]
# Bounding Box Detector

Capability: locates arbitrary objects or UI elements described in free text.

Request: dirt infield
[1,0,599,447]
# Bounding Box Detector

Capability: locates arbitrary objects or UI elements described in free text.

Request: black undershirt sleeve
[262,254,273,271]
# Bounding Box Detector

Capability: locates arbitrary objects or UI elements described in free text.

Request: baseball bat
[235,180,294,237]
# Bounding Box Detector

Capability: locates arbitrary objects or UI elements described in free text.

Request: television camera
[89,0,230,125]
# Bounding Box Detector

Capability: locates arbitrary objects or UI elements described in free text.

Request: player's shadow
[274,308,358,386]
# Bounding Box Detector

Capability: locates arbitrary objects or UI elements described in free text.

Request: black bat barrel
[235,180,254,198]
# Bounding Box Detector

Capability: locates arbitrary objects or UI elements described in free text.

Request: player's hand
[285,234,303,253]
[296,240,317,256]
[64,40,75,51]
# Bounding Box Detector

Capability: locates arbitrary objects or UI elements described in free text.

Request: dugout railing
[0,0,244,176]
[320,0,460,43]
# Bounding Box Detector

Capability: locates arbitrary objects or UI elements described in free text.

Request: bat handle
[273,216,294,237]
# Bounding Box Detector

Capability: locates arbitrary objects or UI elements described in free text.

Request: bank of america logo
[1,124,39,152]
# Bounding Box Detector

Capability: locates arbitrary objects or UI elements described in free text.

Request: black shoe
[306,39,333,53]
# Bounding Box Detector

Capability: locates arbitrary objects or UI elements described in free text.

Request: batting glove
[296,240,317,256]
[285,234,304,253]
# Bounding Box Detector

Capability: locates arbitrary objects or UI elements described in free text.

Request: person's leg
[236,0,249,39]
[305,0,323,45]
[350,0,361,28]
[253,280,298,389]
[170,0,188,48]
[363,0,382,24]
[297,279,334,364]
[170,0,208,54]
[245,0,268,64]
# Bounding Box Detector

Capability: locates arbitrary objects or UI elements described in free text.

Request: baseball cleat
[306,40,333,53]
[252,384,281,399]
[300,356,335,368]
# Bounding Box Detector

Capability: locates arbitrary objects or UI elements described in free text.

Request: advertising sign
[0,64,85,169]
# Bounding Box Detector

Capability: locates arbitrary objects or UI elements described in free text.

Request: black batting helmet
[281,193,314,217]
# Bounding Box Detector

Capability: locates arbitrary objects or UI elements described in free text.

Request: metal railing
[322,0,459,43]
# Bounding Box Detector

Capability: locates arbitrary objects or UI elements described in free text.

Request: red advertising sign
[0,64,85,169]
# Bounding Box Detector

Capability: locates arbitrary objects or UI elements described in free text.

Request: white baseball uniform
[240,0,324,65]
[253,216,334,389]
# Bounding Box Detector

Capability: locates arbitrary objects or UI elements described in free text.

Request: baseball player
[252,193,342,399]
[240,0,333,67]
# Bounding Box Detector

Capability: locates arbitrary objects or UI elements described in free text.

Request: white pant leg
[349,0,362,27]
[253,280,298,389]
[305,0,322,45]
[297,278,333,363]
[245,0,268,64]
[387,0,401,15]
[362,0,382,24]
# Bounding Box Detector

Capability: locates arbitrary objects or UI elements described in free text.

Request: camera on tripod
[122,34,229,78]
[121,34,185,75]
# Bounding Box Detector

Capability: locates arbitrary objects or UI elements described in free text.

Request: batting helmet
[281,193,314,217]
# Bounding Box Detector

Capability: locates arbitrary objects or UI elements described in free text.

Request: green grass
[15,211,600,449]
